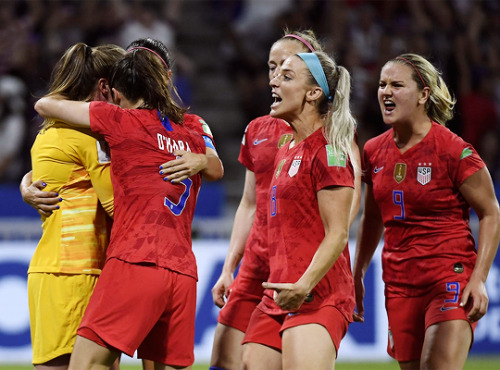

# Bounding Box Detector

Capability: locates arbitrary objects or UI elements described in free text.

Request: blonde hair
[392,53,456,126]
[301,51,359,175]
[42,43,125,130]
[277,28,325,53]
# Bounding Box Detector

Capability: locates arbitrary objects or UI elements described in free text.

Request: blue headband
[297,53,330,100]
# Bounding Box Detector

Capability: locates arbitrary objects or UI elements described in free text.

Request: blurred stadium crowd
[1,0,499,202]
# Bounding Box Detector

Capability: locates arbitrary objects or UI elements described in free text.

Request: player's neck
[393,119,432,152]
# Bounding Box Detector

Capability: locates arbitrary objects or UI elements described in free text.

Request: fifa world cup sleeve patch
[325,144,346,167]
[200,119,213,136]
[460,147,472,160]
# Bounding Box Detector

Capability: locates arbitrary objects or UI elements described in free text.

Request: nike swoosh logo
[254,138,268,145]
[440,306,458,312]
[374,166,384,173]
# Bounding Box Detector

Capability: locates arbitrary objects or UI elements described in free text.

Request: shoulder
[304,130,331,159]
[182,113,213,135]
[44,124,97,142]
[363,129,392,155]
[247,115,287,130]
[431,122,472,157]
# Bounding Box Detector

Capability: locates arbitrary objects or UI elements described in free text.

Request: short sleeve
[312,144,354,192]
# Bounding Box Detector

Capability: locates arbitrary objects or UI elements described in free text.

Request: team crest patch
[278,134,293,148]
[326,145,346,167]
[275,159,286,178]
[417,163,432,185]
[460,147,472,159]
[394,163,406,183]
[288,156,302,177]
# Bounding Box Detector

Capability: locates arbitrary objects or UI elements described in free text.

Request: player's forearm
[296,230,349,293]
[35,97,91,127]
[471,212,500,283]
[19,171,33,198]
[353,212,384,279]
[202,154,224,181]
[222,200,256,274]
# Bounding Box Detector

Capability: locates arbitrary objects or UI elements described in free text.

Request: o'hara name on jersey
[157,133,191,153]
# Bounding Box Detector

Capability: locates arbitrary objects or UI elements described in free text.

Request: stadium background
[1,0,499,366]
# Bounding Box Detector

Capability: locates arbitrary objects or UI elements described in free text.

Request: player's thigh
[421,320,472,370]
[69,335,118,369]
[242,342,281,370]
[210,323,245,368]
[282,323,335,370]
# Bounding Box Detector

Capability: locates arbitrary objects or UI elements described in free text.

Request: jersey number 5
[164,178,192,216]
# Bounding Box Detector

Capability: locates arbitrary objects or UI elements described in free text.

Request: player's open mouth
[383,100,395,113]
[271,93,282,108]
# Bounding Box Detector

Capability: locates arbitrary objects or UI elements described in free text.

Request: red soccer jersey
[362,121,485,296]
[89,102,205,280]
[259,128,355,318]
[237,115,292,280]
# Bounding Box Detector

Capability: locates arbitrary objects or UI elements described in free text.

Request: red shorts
[386,278,477,362]
[77,258,196,366]
[217,273,265,332]
[242,305,348,355]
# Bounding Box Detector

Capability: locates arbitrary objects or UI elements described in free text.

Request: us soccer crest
[394,163,406,183]
[288,155,302,177]
[417,163,432,185]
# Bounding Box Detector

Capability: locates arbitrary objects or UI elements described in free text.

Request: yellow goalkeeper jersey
[29,123,114,274]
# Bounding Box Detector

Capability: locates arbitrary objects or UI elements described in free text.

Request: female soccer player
[27,42,123,370]
[209,29,349,370]
[35,42,209,369]
[353,53,500,370]
[241,51,358,369]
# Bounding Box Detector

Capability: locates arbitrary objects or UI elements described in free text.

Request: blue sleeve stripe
[204,135,216,151]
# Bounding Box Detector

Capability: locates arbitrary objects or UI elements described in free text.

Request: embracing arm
[211,169,256,307]
[19,171,61,217]
[352,184,384,322]
[35,96,91,128]
[459,167,500,322]
[160,146,224,183]
[264,185,354,311]
[202,147,224,181]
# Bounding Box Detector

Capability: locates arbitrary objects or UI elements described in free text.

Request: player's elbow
[203,158,224,181]
[34,98,48,117]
